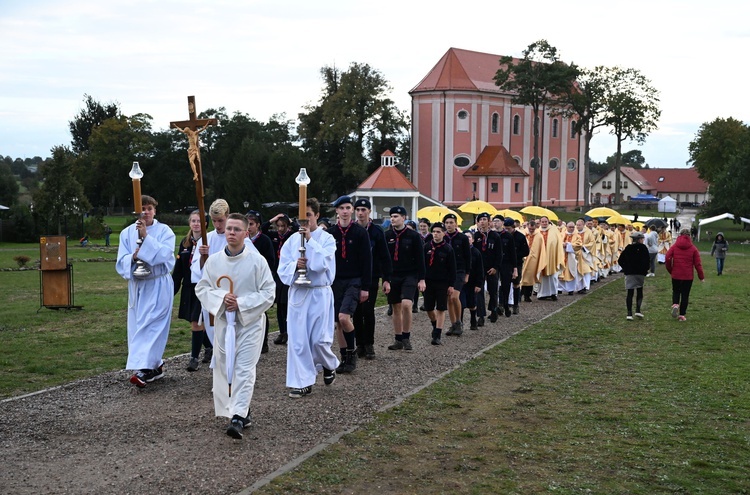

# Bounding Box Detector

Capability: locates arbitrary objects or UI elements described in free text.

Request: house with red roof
[590,166,709,205]
[409,47,585,210]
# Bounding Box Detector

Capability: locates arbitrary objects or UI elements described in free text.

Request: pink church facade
[410,48,586,208]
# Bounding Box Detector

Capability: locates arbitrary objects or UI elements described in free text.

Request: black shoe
[289,386,312,398]
[504,306,512,317]
[431,337,442,345]
[512,306,519,315]
[144,364,164,383]
[412,306,419,313]
[577,289,588,294]
[469,321,478,330]
[419,305,426,311]
[186,357,201,372]
[431,328,442,345]
[402,338,413,351]
[387,305,393,316]
[568,291,574,295]
[129,370,148,388]
[202,347,213,363]
[477,317,485,327]
[323,368,336,386]
[261,342,269,354]
[488,312,498,323]
[226,418,244,439]
[388,340,404,350]
[273,333,288,345]
[538,296,550,301]
[364,344,376,360]
[551,295,558,301]
[452,322,463,336]
[524,296,532,302]
[355,346,366,358]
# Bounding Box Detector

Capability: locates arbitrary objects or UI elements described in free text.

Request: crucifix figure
[170,96,218,266]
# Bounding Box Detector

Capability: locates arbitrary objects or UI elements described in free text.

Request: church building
[409,47,586,208]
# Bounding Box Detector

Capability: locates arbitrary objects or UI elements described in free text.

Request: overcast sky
[2,0,747,168]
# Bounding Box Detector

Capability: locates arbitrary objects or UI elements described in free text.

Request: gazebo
[350,151,441,220]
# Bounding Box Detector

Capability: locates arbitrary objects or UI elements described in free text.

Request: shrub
[13,255,31,267]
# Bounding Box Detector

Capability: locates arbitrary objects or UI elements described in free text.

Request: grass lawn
[257,252,750,494]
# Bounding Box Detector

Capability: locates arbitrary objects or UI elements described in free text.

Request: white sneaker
[626,315,634,321]
[635,312,644,318]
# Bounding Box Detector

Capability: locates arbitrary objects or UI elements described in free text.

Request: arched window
[549,158,560,171]
[512,115,520,135]
[453,155,471,167]
[491,113,499,133]
[570,120,577,138]
[552,118,559,138]
[567,159,577,171]
[513,156,522,167]
[457,110,469,132]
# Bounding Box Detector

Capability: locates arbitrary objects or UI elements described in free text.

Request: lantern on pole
[129,161,151,279]
[294,168,312,285]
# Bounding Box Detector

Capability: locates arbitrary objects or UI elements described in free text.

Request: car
[174,206,199,214]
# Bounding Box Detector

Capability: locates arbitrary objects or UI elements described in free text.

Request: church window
[491,113,499,133]
[567,159,577,171]
[512,115,520,135]
[514,182,519,193]
[552,118,559,138]
[453,155,471,167]
[457,110,469,132]
[491,183,499,193]
[570,121,577,138]
[513,156,522,167]
[549,158,560,171]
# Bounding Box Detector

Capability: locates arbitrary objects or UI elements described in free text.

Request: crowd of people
[116,195,712,440]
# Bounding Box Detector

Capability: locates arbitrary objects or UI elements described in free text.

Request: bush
[84,216,105,238]
[13,255,31,267]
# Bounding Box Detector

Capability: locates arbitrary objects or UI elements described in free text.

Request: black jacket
[618,243,650,276]
[329,221,373,287]
[386,227,426,279]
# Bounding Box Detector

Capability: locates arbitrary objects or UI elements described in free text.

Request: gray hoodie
[710,232,729,259]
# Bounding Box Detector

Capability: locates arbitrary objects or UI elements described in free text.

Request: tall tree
[32,146,90,235]
[68,94,121,154]
[298,63,408,198]
[494,40,579,205]
[560,66,609,206]
[708,138,750,217]
[0,162,20,206]
[687,117,749,184]
[601,67,660,205]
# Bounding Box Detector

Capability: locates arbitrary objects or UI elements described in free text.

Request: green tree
[83,113,153,207]
[298,63,408,198]
[687,117,749,184]
[0,162,20,206]
[68,94,121,154]
[33,146,90,235]
[601,67,660,204]
[708,139,750,217]
[495,40,579,205]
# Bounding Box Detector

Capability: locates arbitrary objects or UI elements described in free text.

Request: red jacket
[665,234,704,281]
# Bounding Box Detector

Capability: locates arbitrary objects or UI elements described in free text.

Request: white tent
[0,204,9,210]
[697,213,750,241]
[658,196,677,213]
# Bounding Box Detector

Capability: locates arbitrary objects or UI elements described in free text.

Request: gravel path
[0,279,614,495]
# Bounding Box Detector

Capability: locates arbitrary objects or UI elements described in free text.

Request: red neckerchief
[478,230,489,252]
[445,230,458,242]
[276,230,291,259]
[337,220,354,259]
[188,236,198,264]
[429,239,445,266]
[393,227,408,261]
[249,231,261,244]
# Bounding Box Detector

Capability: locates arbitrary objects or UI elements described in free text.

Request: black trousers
[499,264,514,309]
[671,279,694,316]
[485,272,499,313]
[353,281,379,346]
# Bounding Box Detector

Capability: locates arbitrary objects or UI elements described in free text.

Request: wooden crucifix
[170,95,218,267]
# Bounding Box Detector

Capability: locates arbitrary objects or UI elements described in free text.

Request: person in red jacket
[665,229,705,321]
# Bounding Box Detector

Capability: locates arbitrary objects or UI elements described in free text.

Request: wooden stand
[39,235,82,310]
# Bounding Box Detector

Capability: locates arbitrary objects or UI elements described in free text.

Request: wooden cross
[170,95,218,266]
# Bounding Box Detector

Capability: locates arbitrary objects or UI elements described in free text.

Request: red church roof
[463,146,529,177]
[638,168,708,194]
[410,48,518,94]
[357,165,418,191]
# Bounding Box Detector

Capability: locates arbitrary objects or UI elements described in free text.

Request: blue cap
[503,218,515,227]
[477,212,491,220]
[389,206,407,216]
[333,195,353,208]
[354,198,371,209]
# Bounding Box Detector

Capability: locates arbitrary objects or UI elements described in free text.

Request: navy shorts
[387,274,418,305]
[453,270,466,292]
[424,280,450,311]
[333,277,361,316]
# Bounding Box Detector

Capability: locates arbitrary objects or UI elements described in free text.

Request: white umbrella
[217,275,236,397]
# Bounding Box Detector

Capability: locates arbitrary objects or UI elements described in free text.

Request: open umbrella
[632,221,645,230]
[586,206,619,217]
[644,218,667,229]
[217,275,236,397]
[607,215,631,226]
[520,206,559,222]
[458,200,497,215]
[416,206,463,224]
[496,209,524,222]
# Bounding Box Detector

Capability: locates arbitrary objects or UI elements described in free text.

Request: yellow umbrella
[586,206,619,218]
[458,200,497,215]
[632,221,645,230]
[416,206,463,224]
[520,206,559,222]
[496,209,524,222]
[607,215,631,226]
